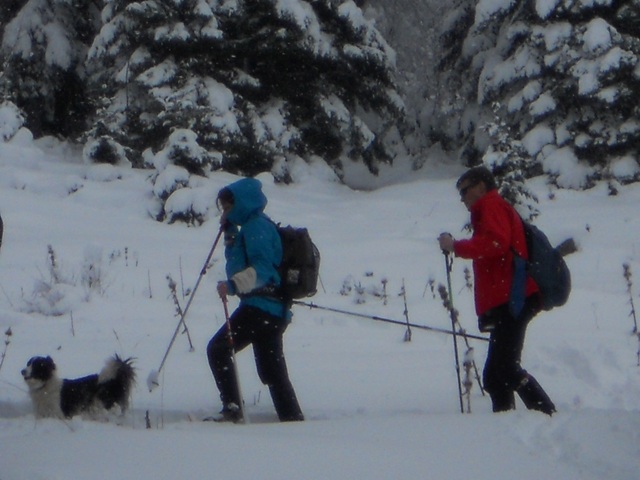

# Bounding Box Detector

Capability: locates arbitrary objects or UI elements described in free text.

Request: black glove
[222,222,237,246]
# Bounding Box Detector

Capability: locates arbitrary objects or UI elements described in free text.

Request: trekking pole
[443,252,464,413]
[442,252,486,396]
[292,301,489,342]
[147,228,223,392]
[221,294,249,424]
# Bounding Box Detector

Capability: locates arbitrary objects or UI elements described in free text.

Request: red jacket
[453,190,539,315]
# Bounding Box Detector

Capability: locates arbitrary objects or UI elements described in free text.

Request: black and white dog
[21,355,135,420]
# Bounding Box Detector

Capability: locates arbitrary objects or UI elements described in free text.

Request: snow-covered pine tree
[84,0,406,183]
[360,0,447,158]
[0,0,101,138]
[435,0,640,189]
[429,0,478,155]
[0,1,27,31]
[482,102,539,220]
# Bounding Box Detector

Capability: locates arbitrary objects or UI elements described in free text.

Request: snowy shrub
[83,136,132,167]
[21,244,112,316]
[609,156,640,185]
[81,245,105,294]
[24,280,88,317]
[0,101,24,141]
[152,165,190,202]
[22,246,87,316]
[163,186,215,226]
[148,131,219,224]
[154,129,221,177]
[83,164,125,183]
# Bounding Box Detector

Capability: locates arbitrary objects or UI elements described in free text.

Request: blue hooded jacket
[222,178,289,320]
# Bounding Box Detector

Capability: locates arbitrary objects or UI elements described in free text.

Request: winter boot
[516,375,556,416]
[490,391,516,413]
[204,402,243,423]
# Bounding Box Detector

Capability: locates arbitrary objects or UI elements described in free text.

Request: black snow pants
[481,295,556,415]
[207,304,304,422]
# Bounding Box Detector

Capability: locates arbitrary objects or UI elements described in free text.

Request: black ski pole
[444,252,465,414]
[147,227,223,392]
[442,253,485,396]
[291,301,489,342]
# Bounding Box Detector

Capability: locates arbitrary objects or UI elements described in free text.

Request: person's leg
[513,296,556,415]
[252,313,304,422]
[483,297,555,415]
[207,305,254,409]
[483,321,516,412]
[482,302,528,412]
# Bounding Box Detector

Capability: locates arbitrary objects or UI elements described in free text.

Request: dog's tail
[97,355,136,413]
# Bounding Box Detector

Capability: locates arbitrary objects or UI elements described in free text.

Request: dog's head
[21,356,57,389]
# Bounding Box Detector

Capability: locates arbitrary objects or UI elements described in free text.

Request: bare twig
[47,245,61,284]
[0,328,12,373]
[438,276,485,397]
[623,263,640,366]
[462,348,474,413]
[382,278,388,306]
[167,275,194,351]
[400,279,412,342]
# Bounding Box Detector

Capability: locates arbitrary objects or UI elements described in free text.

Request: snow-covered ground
[0,131,639,479]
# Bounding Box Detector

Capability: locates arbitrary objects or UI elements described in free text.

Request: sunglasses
[459,182,478,198]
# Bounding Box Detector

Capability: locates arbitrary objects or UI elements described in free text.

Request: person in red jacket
[438,167,556,415]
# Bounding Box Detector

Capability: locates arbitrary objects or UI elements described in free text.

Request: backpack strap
[509,215,528,317]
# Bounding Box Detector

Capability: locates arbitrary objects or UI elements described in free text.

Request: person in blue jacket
[207,177,304,422]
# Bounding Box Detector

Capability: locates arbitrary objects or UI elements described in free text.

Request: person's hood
[225,177,267,226]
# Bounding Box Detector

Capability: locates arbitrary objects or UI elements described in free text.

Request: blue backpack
[510,219,571,316]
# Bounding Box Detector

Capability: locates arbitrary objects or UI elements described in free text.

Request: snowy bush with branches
[23,244,112,316]
[147,129,219,224]
[0,101,24,141]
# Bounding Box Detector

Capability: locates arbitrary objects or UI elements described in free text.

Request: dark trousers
[207,304,304,421]
[481,295,556,415]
